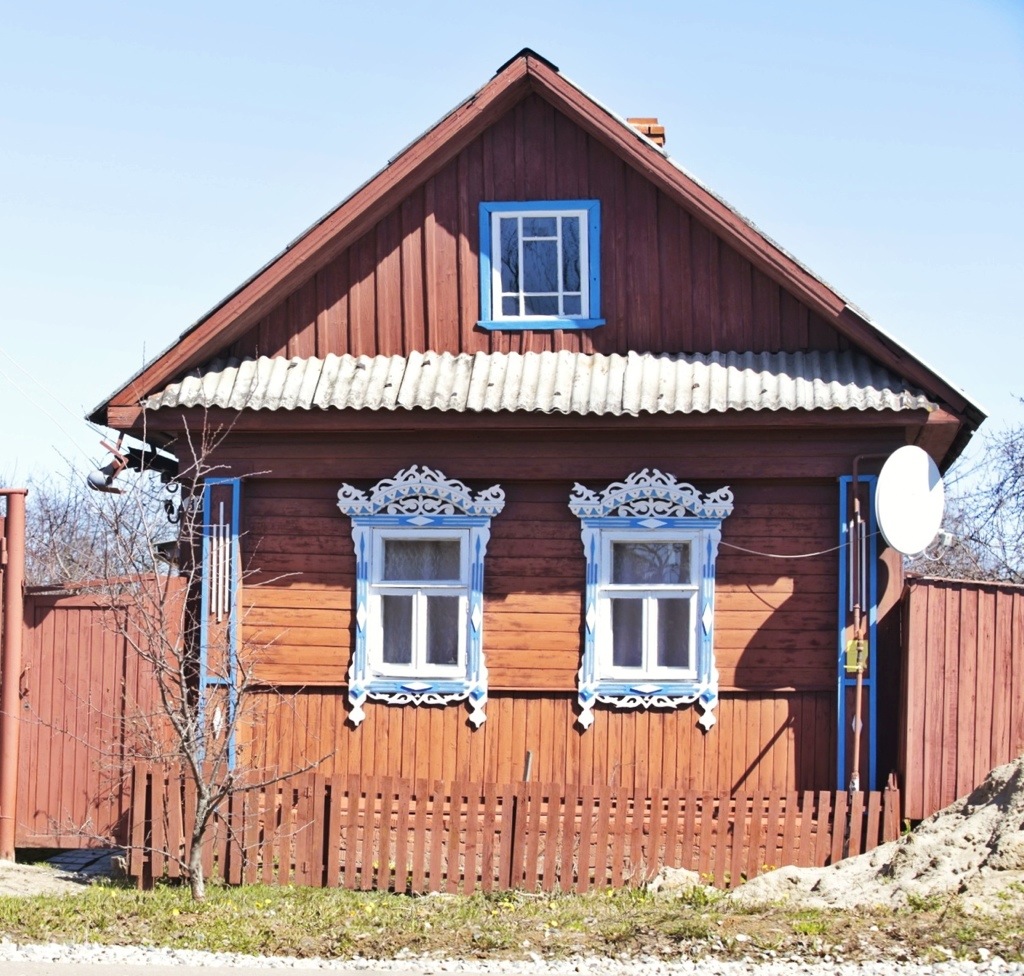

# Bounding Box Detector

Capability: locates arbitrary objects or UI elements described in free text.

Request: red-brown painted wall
[227,95,847,363]
[216,423,909,793]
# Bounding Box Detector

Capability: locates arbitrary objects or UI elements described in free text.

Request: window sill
[601,670,700,685]
[477,317,606,332]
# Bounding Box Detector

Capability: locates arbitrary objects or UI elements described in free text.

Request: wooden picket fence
[128,765,900,892]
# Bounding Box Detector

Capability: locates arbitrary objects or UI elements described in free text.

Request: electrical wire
[720,540,843,559]
[719,530,881,560]
[0,344,106,465]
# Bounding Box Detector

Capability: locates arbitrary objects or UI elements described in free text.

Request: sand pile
[728,755,1024,914]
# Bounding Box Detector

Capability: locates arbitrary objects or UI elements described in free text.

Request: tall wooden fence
[900,575,1024,821]
[129,766,900,892]
[17,580,183,847]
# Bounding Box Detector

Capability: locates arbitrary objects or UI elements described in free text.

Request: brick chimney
[627,117,665,148]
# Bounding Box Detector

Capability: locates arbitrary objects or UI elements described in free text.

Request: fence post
[504,788,520,889]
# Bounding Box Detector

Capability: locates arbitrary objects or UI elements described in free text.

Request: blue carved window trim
[337,466,505,728]
[569,470,734,731]
[478,200,604,331]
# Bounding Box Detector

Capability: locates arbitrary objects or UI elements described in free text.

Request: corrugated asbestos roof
[145,351,936,418]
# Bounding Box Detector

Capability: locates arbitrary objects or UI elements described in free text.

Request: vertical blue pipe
[836,475,879,791]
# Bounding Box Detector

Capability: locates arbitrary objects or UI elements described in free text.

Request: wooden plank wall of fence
[900,576,1024,821]
[17,582,183,847]
[129,766,900,893]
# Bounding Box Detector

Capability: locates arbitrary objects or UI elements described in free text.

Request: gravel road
[0,941,1022,975]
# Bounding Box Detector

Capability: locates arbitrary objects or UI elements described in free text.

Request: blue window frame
[569,470,734,731]
[478,200,604,330]
[336,466,505,728]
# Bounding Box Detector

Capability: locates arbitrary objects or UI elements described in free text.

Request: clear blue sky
[1,0,1021,482]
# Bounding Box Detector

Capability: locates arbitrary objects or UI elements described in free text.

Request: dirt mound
[729,755,1024,914]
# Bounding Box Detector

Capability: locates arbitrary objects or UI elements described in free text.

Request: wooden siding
[241,473,843,695]
[238,690,835,794]
[900,576,1024,821]
[129,767,899,891]
[214,424,916,796]
[233,428,907,691]
[227,95,848,363]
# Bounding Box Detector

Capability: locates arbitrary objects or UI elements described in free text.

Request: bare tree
[911,409,1024,583]
[95,421,328,900]
[19,464,169,586]
[19,424,323,899]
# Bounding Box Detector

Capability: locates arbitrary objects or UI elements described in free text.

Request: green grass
[0,879,1021,963]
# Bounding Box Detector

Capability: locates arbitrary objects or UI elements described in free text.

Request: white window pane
[382,595,413,665]
[383,540,461,582]
[426,596,460,666]
[499,218,519,292]
[611,598,643,668]
[523,239,558,292]
[657,598,692,669]
[562,216,581,291]
[612,542,690,585]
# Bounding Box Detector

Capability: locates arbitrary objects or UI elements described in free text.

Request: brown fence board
[610,788,629,887]
[629,795,646,885]
[559,792,577,893]
[851,791,867,854]
[647,789,664,885]
[781,792,798,866]
[830,792,847,865]
[729,797,747,887]
[243,788,259,884]
[712,797,729,888]
[128,765,147,885]
[537,788,553,891]
[445,788,461,895]
[428,782,446,893]
[481,784,500,893]
[495,786,512,893]
[276,786,291,887]
[814,791,831,866]
[261,782,278,885]
[591,786,611,888]
[463,785,480,895]
[128,769,899,895]
[576,785,595,893]
[865,791,881,849]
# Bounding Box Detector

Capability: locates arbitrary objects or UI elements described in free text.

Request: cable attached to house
[719,534,877,560]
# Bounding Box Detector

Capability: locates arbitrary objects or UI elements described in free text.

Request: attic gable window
[478,200,604,331]
[569,470,734,732]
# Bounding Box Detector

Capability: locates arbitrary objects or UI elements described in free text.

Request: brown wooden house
[90,50,984,799]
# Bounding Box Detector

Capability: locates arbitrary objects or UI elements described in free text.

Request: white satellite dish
[874,445,945,556]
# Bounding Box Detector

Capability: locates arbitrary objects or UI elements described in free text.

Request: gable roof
[91,49,984,463]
